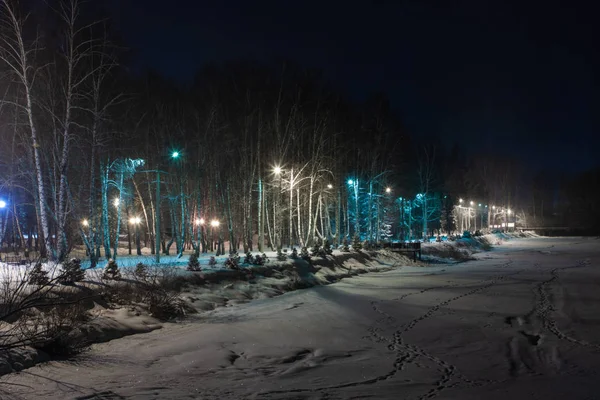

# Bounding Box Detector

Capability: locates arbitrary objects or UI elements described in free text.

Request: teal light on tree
[171,151,180,159]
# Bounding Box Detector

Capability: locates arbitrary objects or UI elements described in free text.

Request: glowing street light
[385,187,392,193]
[211,219,220,228]
[470,201,474,206]
[507,209,512,215]
[195,218,205,226]
[347,179,354,185]
[129,216,141,225]
[82,219,89,227]
[327,184,333,189]
[0,200,6,209]
[171,151,180,159]
[113,198,120,207]
[273,166,282,175]
[459,198,463,204]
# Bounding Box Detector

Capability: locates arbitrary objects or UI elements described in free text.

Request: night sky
[108,0,598,173]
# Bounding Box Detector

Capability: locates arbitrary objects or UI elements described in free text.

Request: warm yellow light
[273,166,282,175]
[82,219,89,227]
[470,201,474,206]
[385,187,391,193]
[327,184,333,189]
[211,219,220,227]
[196,218,205,225]
[113,198,120,207]
[459,198,463,203]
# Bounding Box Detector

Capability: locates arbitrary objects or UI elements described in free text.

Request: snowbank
[180,250,416,314]
[0,250,415,377]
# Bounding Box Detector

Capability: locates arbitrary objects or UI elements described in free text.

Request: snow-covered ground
[2,236,599,399]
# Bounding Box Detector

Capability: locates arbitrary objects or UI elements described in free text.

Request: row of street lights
[457,198,513,231]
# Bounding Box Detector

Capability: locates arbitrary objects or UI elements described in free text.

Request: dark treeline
[0,0,597,263]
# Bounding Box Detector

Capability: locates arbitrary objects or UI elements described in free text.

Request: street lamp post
[470,201,475,231]
[211,219,220,255]
[129,217,142,256]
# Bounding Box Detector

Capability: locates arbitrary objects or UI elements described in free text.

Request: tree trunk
[101,163,111,259]
[258,178,264,252]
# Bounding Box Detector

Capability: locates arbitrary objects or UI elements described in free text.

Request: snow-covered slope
[2,237,599,399]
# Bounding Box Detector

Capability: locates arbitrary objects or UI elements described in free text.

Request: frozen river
[2,237,599,399]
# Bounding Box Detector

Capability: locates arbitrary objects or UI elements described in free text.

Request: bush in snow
[276,248,286,261]
[28,262,49,286]
[352,234,362,251]
[243,251,254,265]
[262,253,270,263]
[300,246,311,261]
[134,262,149,279]
[208,256,217,267]
[102,258,122,281]
[290,247,299,259]
[225,253,240,270]
[187,253,201,271]
[58,258,85,285]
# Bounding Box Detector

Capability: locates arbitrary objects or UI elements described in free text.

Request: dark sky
[108,0,598,173]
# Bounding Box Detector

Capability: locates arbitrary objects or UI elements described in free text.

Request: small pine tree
[352,234,362,251]
[290,247,299,258]
[225,253,240,270]
[322,238,333,255]
[230,251,241,264]
[208,256,217,267]
[102,258,122,280]
[310,240,321,256]
[253,255,265,265]
[187,252,201,271]
[342,237,350,252]
[134,262,149,279]
[276,248,286,261]
[362,240,372,251]
[300,246,310,261]
[243,252,254,265]
[59,258,85,285]
[261,253,270,263]
[28,262,49,286]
